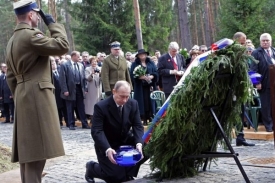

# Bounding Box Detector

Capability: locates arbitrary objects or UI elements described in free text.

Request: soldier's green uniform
[6,11,69,164]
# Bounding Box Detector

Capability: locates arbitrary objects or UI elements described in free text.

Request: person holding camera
[84,56,102,117]
[5,0,69,182]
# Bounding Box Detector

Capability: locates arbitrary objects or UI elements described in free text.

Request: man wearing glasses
[82,51,91,68]
[97,52,105,67]
[199,45,208,52]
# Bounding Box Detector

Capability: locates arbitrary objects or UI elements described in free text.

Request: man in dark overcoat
[251,33,275,132]
[5,1,69,182]
[157,42,186,99]
[51,57,68,127]
[0,63,14,123]
[85,81,147,183]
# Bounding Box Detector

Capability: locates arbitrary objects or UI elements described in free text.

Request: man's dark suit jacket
[0,74,13,103]
[53,70,64,109]
[91,96,144,154]
[251,47,275,91]
[157,53,186,94]
[59,60,86,100]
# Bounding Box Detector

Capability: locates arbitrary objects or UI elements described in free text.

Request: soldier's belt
[15,74,31,84]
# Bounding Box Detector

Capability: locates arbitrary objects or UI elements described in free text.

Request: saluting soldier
[5,0,69,182]
[101,41,133,97]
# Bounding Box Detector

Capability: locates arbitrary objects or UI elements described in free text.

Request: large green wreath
[145,43,254,178]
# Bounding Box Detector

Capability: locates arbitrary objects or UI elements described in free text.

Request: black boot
[236,134,255,146]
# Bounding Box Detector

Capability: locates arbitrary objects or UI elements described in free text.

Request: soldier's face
[30,11,40,27]
[111,48,121,56]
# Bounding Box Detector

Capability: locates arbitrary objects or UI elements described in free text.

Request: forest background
[0,0,274,61]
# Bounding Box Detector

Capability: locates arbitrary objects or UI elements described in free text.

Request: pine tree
[139,0,174,53]
[218,0,267,46]
[0,0,14,62]
[71,0,136,54]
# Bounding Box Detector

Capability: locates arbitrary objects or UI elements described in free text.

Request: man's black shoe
[3,121,10,123]
[266,129,273,132]
[82,126,91,129]
[236,140,255,146]
[69,126,75,130]
[126,176,135,181]
[85,162,95,183]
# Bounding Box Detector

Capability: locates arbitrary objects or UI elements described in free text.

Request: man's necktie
[118,105,122,118]
[74,63,80,83]
[267,49,271,57]
[171,57,180,81]
[54,71,59,78]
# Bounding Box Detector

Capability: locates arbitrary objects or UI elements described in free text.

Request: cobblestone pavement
[1,122,275,183]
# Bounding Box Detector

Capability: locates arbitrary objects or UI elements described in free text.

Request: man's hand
[147,75,154,80]
[64,91,69,96]
[107,149,117,164]
[139,75,147,80]
[170,69,177,75]
[39,10,55,26]
[136,144,144,160]
[255,83,262,90]
[176,71,184,76]
[10,96,13,98]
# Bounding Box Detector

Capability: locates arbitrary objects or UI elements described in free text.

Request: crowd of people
[0,33,271,132]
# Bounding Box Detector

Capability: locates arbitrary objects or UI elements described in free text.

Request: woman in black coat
[130,49,158,125]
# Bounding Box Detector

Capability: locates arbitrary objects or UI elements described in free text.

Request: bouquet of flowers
[133,65,152,84]
[180,48,189,59]
[133,65,147,78]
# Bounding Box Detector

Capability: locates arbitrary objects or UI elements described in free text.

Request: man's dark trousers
[87,135,148,183]
[65,84,88,128]
[3,102,14,122]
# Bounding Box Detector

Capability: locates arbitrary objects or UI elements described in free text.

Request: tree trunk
[133,0,143,49]
[208,1,215,42]
[193,0,198,45]
[48,0,57,22]
[36,0,44,32]
[177,0,192,50]
[64,0,74,53]
[199,0,206,45]
[203,0,211,46]
[213,0,220,35]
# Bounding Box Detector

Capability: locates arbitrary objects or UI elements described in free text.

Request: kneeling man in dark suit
[85,80,146,183]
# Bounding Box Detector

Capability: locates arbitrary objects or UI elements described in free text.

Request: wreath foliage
[145,43,254,178]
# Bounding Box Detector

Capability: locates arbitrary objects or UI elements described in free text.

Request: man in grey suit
[59,51,90,130]
[157,42,186,99]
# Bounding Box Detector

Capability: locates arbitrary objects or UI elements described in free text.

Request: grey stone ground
[1,122,275,183]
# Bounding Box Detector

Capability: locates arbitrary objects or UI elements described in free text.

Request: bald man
[85,81,147,183]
